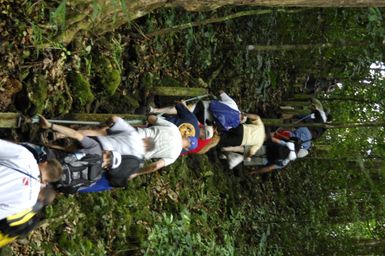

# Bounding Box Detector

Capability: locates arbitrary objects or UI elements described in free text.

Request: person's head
[309,127,327,140]
[182,136,198,151]
[38,159,62,184]
[276,145,291,161]
[102,150,122,170]
[240,113,248,124]
[199,125,214,140]
[266,141,297,163]
[143,137,155,152]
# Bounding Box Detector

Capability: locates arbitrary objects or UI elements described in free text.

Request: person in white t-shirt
[129,115,196,179]
[0,139,62,220]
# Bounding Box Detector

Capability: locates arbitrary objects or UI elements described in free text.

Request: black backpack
[20,143,104,194]
[107,155,143,187]
[55,153,103,194]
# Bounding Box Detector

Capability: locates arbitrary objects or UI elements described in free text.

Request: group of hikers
[0,90,329,247]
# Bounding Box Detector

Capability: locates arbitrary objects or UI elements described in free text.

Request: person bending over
[130,114,196,179]
[0,139,61,220]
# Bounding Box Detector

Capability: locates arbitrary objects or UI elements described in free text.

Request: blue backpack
[209,100,240,131]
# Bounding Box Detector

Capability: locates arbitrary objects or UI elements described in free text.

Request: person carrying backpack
[247,137,301,174]
[0,138,61,247]
[0,139,62,220]
[219,113,266,159]
[274,126,312,158]
[148,91,244,135]
[39,116,128,193]
[78,114,192,180]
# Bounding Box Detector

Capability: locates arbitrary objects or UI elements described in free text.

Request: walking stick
[30,116,144,126]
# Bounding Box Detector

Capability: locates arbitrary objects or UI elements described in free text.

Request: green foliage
[26,74,48,114]
[50,0,66,32]
[144,210,235,255]
[31,23,44,51]
[68,72,94,107]
[92,52,122,97]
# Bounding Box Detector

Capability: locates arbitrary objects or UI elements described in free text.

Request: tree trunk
[57,0,385,45]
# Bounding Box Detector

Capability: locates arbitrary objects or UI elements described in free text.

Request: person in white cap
[247,136,301,174]
[39,116,126,193]
[39,116,122,171]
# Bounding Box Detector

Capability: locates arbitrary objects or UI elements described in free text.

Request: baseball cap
[110,151,122,169]
[187,136,198,151]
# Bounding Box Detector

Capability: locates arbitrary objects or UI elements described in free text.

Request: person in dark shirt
[164,101,200,141]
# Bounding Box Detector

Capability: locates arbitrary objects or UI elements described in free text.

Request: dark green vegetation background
[1,1,385,255]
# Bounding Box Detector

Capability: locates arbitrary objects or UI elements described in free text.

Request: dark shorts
[219,125,244,147]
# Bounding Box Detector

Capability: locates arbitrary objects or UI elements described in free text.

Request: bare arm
[270,136,282,145]
[128,159,165,180]
[78,115,121,136]
[39,115,84,141]
[243,113,260,121]
[77,127,108,137]
[249,165,276,175]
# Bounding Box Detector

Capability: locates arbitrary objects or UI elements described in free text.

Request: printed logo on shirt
[22,177,29,186]
[178,123,195,137]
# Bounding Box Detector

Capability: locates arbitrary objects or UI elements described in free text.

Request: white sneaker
[227,153,244,169]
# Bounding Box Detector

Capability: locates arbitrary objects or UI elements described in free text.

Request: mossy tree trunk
[60,0,385,45]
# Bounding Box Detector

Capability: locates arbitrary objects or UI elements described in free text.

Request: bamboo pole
[0,112,383,130]
[63,113,145,125]
[152,87,208,97]
[0,113,20,128]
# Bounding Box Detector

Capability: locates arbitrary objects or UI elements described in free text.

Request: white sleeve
[162,157,177,166]
[110,117,135,133]
[155,117,175,127]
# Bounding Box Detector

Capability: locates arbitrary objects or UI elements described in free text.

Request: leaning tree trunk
[59,0,385,45]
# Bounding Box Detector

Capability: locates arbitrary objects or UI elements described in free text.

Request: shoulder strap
[1,163,40,182]
[20,143,52,163]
